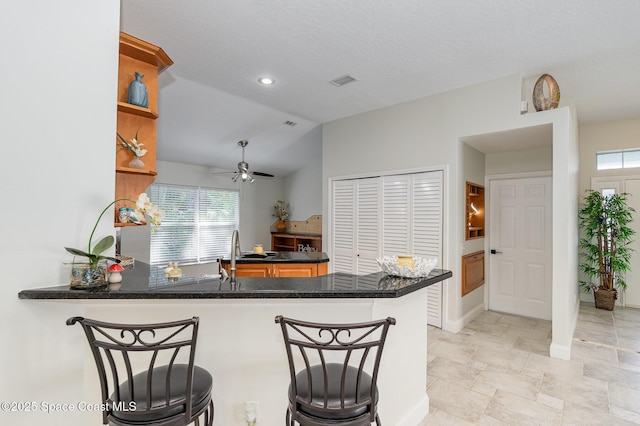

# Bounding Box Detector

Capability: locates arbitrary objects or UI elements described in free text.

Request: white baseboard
[550,342,571,360]
[444,301,484,333]
[396,394,429,426]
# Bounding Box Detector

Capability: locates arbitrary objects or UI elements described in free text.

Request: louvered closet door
[383,175,411,255]
[331,180,356,274]
[412,171,443,328]
[355,178,382,275]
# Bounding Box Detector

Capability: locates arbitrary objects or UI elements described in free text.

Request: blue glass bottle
[127,71,148,108]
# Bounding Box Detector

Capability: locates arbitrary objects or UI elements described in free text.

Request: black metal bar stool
[275,315,395,426]
[67,316,214,426]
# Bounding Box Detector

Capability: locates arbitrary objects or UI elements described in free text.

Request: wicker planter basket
[594,287,617,311]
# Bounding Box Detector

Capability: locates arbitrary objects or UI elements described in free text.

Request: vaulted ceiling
[121,1,640,176]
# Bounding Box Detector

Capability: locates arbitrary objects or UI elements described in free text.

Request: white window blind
[150,184,239,265]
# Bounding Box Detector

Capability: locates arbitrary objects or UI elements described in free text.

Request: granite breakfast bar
[19,262,451,425]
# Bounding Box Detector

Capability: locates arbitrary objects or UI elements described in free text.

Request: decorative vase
[127,71,148,108]
[532,74,560,112]
[128,156,145,169]
[276,219,287,232]
[69,261,107,290]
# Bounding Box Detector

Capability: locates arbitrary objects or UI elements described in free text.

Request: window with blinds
[149,183,239,265]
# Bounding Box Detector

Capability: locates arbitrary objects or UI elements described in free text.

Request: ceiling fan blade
[252,171,274,178]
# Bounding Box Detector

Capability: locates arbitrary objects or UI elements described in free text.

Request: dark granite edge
[18,271,452,300]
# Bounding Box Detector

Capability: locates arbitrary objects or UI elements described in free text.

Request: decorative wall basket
[532,74,561,112]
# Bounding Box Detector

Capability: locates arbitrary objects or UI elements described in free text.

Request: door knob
[490,249,503,254]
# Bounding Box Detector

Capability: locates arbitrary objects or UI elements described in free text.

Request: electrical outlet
[245,401,259,425]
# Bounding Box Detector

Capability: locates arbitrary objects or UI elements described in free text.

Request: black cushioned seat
[291,363,378,421]
[112,365,213,423]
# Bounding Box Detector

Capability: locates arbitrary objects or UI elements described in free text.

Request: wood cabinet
[115,32,172,225]
[462,250,485,296]
[466,182,485,239]
[222,262,328,278]
[271,233,322,252]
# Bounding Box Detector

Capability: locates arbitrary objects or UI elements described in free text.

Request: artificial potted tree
[578,190,635,310]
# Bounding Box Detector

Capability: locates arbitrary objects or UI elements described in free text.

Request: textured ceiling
[121,0,640,177]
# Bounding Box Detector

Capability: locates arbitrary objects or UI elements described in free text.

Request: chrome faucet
[230,229,241,283]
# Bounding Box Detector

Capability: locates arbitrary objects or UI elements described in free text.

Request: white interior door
[621,179,640,307]
[489,176,552,320]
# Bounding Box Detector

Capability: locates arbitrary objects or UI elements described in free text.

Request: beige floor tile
[471,365,542,400]
[429,339,478,364]
[427,356,483,389]
[540,372,609,413]
[609,382,640,415]
[584,361,640,391]
[473,311,503,325]
[618,349,640,373]
[561,402,638,426]
[570,339,619,366]
[513,335,552,356]
[419,409,478,425]
[463,329,518,350]
[427,380,491,423]
[419,303,640,426]
[472,345,529,372]
[464,320,510,337]
[485,389,562,425]
[522,352,585,382]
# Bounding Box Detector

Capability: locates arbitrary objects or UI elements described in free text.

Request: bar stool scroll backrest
[67,316,213,426]
[275,315,395,426]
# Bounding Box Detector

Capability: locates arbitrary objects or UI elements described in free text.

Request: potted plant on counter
[578,190,635,310]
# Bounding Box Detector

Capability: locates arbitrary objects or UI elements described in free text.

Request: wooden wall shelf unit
[462,250,485,296]
[114,32,172,226]
[466,181,485,240]
[271,233,322,253]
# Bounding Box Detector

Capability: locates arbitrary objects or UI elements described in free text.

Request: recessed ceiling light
[257,77,275,85]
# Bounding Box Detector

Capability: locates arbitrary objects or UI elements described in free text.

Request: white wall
[462,143,486,316]
[323,74,579,358]
[485,146,552,175]
[283,126,323,222]
[0,1,120,424]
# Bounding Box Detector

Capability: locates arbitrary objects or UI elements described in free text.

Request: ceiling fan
[213,140,274,182]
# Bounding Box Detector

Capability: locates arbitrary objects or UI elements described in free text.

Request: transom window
[596,149,640,170]
[149,183,239,266]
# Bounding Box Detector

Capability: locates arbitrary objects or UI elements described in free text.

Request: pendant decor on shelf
[532,74,560,112]
[127,71,149,108]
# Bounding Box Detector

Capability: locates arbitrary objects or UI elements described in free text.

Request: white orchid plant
[117,130,147,158]
[65,193,164,269]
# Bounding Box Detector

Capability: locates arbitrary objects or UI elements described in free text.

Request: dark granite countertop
[219,251,329,264]
[18,261,451,300]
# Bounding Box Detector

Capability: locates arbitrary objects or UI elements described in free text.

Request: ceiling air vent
[329,75,358,87]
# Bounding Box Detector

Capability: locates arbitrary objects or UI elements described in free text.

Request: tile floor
[419,302,640,425]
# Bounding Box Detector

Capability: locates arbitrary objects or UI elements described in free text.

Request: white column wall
[0,1,120,424]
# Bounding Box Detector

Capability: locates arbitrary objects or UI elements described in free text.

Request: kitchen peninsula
[19,262,451,425]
